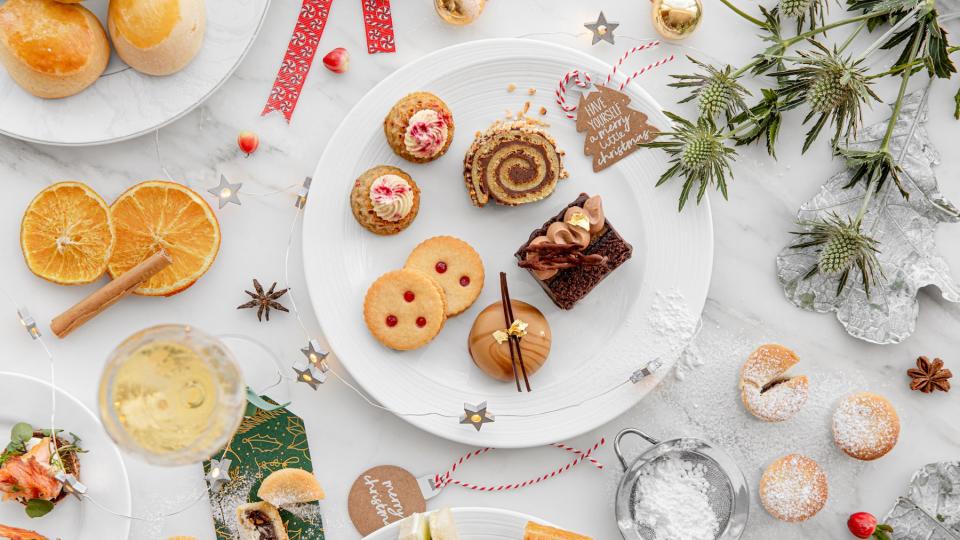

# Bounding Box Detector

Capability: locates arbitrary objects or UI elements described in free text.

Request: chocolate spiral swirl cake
[463,118,568,207]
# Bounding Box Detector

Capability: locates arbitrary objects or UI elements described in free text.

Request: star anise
[907,356,952,394]
[237,279,289,322]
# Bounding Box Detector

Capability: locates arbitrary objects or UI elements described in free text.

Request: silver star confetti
[585,11,619,45]
[207,175,243,209]
[294,365,325,389]
[460,401,495,431]
[205,457,232,492]
[301,339,329,368]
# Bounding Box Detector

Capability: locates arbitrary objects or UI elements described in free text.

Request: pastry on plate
[108,0,205,76]
[0,425,83,515]
[463,117,567,207]
[739,344,809,422]
[524,521,592,539]
[759,454,828,522]
[516,194,632,309]
[363,269,447,350]
[468,299,551,382]
[405,236,484,316]
[384,91,454,163]
[0,0,110,98]
[236,501,289,540]
[832,392,899,461]
[350,165,420,235]
[258,468,325,507]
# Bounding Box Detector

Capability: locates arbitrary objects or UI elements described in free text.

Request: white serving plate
[302,38,713,447]
[363,507,560,540]
[0,0,270,146]
[0,371,132,540]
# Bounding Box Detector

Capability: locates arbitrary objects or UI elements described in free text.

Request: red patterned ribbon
[362,0,396,53]
[432,438,605,492]
[263,0,395,122]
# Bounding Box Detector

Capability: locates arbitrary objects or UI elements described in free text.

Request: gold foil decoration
[492,319,528,344]
[566,211,590,231]
[651,0,703,40]
[435,0,486,25]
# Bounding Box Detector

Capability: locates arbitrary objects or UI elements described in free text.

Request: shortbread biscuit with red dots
[404,236,484,316]
[363,269,447,350]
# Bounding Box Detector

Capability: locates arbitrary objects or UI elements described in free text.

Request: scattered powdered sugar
[647,290,703,380]
[634,456,720,540]
[283,501,324,525]
[832,392,899,459]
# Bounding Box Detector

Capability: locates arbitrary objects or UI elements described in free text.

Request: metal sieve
[614,428,750,540]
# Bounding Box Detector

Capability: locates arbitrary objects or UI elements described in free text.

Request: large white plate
[302,38,713,447]
[363,507,559,540]
[0,0,270,146]
[0,372,131,540]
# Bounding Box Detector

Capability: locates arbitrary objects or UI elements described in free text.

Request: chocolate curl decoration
[519,242,608,272]
[263,0,396,122]
[499,272,531,392]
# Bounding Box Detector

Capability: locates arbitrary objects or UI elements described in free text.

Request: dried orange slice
[108,180,220,296]
[20,181,115,285]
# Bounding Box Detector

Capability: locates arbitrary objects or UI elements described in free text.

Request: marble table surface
[1,1,958,539]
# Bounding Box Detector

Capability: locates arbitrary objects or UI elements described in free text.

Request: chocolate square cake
[515,193,633,309]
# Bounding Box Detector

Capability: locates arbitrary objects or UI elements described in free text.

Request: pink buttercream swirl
[404,109,449,159]
[369,174,414,222]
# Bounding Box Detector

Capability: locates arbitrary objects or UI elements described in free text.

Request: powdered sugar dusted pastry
[464,117,567,207]
[739,344,809,422]
[236,501,289,540]
[759,454,828,522]
[350,165,420,235]
[257,468,325,507]
[384,92,454,163]
[833,392,899,461]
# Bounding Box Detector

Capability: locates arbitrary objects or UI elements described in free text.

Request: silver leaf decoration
[776,87,960,344]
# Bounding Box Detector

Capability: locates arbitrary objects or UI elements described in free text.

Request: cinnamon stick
[50,250,172,338]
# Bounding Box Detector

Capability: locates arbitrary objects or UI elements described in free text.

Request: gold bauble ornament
[651,0,703,40]
[435,0,486,25]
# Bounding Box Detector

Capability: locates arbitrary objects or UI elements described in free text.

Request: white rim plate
[302,38,713,448]
[0,371,131,540]
[363,507,558,540]
[0,0,270,146]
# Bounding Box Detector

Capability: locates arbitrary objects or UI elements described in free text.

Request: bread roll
[108,0,205,76]
[0,0,109,98]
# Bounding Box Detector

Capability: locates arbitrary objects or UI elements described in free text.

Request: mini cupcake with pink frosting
[350,165,421,235]
[383,92,455,163]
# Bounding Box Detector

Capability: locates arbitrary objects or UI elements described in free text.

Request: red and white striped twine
[555,42,676,119]
[432,438,605,492]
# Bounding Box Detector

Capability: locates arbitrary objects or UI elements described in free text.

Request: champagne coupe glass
[98,324,246,466]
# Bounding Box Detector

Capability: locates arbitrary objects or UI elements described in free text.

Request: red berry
[322,47,350,73]
[435,261,447,273]
[459,275,470,287]
[847,512,878,539]
[386,315,398,327]
[403,291,415,302]
[237,130,259,155]
[416,317,426,327]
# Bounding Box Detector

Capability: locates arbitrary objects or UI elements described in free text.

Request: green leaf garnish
[25,498,54,518]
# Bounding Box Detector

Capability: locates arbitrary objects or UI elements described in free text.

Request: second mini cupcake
[384,92,455,163]
[351,165,420,235]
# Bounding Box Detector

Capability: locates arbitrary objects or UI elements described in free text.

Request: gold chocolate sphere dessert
[468,300,551,382]
[651,0,703,40]
[435,0,485,25]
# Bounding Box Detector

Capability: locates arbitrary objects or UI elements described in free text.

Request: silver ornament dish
[613,428,749,540]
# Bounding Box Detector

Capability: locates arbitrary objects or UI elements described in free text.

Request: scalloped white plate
[363,507,559,540]
[0,0,270,146]
[0,372,131,540]
[302,38,713,448]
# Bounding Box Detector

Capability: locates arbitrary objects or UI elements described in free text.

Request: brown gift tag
[348,465,427,536]
[576,85,659,172]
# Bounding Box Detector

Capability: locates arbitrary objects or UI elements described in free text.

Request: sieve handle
[614,428,660,471]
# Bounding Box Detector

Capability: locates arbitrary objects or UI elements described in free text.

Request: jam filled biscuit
[363,269,447,351]
[405,236,484,316]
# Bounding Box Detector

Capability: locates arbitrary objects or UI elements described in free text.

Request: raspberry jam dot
[403,291,415,302]
[459,275,470,287]
[416,317,427,328]
[386,315,398,327]
[435,261,448,273]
